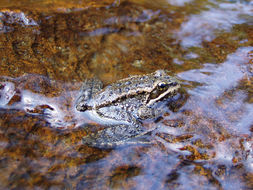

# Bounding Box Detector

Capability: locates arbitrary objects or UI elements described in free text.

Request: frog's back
[92,70,176,108]
[91,73,156,108]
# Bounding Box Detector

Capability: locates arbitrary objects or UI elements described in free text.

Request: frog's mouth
[146,82,180,107]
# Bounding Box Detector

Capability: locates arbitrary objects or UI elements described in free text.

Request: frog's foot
[82,124,154,148]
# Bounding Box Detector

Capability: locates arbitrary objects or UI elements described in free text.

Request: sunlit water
[177,0,253,47]
[0,0,252,189]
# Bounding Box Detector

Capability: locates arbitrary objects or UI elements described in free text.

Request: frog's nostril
[170,82,178,86]
[76,104,88,111]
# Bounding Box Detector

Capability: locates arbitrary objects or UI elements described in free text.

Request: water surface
[0,0,252,189]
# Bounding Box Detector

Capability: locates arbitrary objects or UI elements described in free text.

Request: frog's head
[146,70,181,106]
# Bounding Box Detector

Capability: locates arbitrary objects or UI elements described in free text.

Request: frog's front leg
[137,105,162,120]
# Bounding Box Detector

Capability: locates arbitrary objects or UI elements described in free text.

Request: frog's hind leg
[82,121,154,148]
[76,78,103,111]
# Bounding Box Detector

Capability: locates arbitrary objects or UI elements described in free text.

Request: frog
[76,70,181,147]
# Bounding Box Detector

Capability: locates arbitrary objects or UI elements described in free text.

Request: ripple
[176,2,253,47]
[0,75,82,129]
[178,47,253,134]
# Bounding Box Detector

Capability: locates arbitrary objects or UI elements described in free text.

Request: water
[0,0,252,189]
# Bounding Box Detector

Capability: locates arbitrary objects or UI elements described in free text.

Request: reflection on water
[177,47,252,173]
[0,75,89,129]
[0,0,252,189]
[176,1,252,47]
[179,47,253,134]
[166,0,193,7]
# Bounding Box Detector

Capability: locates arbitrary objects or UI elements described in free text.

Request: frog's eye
[158,82,167,89]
